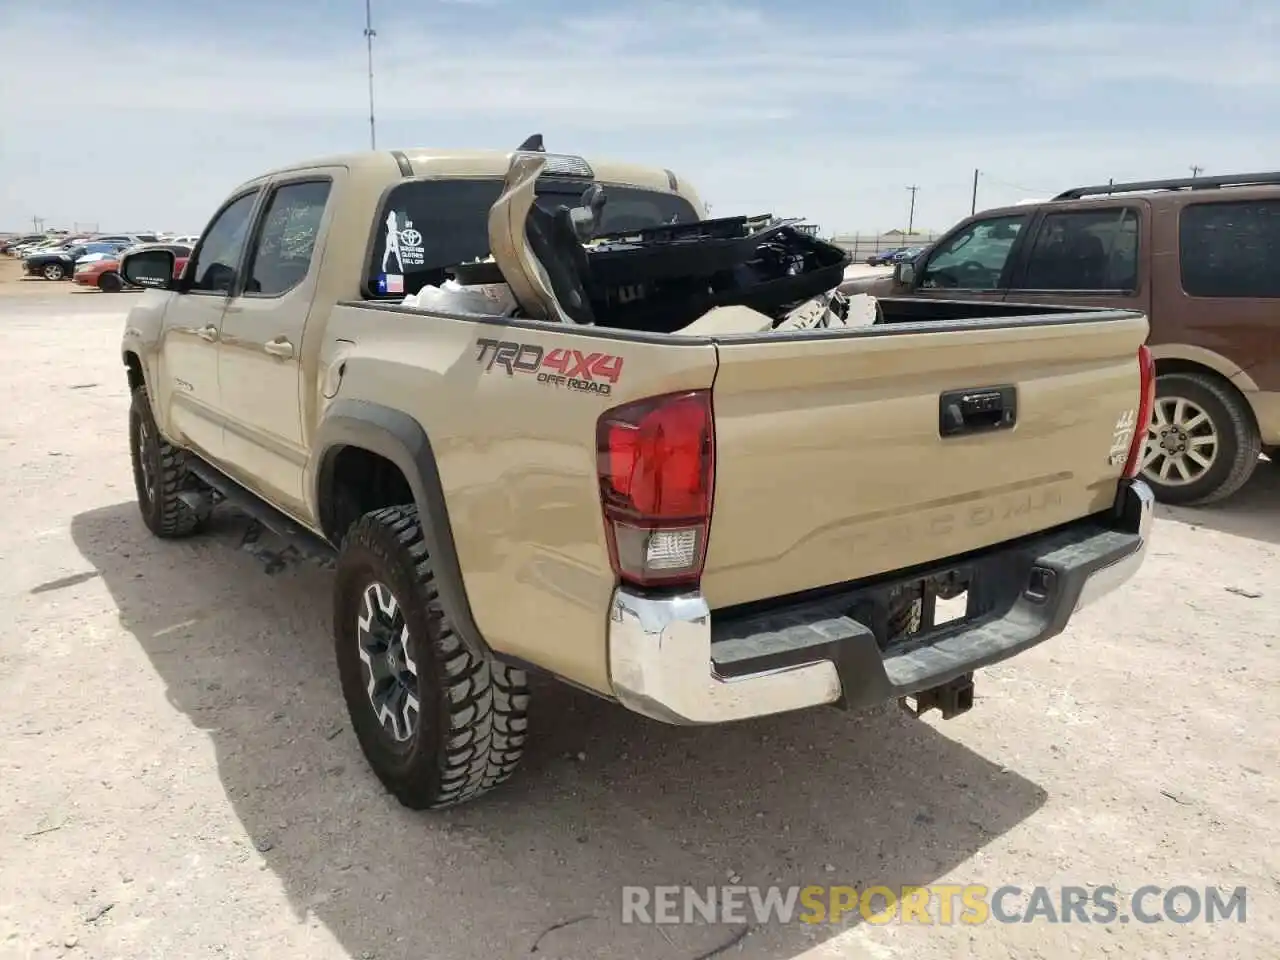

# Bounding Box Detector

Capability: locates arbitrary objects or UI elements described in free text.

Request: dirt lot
[0,272,1277,959]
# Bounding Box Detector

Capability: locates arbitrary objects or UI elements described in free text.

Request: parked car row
[3,231,196,289]
[3,232,158,260]
[865,244,930,266]
[75,242,192,292]
[24,240,133,281]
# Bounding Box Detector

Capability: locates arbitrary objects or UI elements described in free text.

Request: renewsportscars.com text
[621,884,1247,927]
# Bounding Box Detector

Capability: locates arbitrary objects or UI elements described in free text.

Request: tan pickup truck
[119,139,1156,810]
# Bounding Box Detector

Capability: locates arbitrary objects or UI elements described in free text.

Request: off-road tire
[129,385,209,538]
[334,505,530,810]
[1145,372,1260,505]
[98,271,124,293]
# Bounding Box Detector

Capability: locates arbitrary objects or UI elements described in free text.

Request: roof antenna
[517,133,545,153]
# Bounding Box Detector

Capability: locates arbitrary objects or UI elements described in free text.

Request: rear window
[365,177,697,298]
[1179,200,1280,298]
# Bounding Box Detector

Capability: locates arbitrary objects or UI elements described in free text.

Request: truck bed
[873,296,1098,325]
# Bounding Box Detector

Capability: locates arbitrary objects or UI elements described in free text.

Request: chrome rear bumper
[608,479,1154,725]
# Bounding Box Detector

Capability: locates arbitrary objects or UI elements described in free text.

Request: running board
[185,458,338,563]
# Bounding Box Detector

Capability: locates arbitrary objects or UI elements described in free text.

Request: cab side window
[919,215,1026,290]
[244,180,333,297]
[188,191,259,294]
[1019,208,1140,292]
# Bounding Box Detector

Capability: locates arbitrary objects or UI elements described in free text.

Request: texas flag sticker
[377,273,404,295]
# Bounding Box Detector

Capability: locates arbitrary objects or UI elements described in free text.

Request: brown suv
[842,172,1280,505]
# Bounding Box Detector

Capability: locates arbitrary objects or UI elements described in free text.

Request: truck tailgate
[701,313,1149,610]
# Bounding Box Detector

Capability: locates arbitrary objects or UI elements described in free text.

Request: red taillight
[1122,344,1156,480]
[597,390,715,588]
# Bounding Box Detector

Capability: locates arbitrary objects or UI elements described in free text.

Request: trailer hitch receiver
[900,673,975,720]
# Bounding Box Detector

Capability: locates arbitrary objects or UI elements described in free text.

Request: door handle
[196,325,219,342]
[939,385,1017,437]
[264,337,295,359]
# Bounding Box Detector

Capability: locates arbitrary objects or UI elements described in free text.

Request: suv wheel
[129,385,211,537]
[334,505,530,809]
[1142,372,1260,505]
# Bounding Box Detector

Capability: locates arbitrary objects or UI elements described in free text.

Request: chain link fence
[829,232,940,263]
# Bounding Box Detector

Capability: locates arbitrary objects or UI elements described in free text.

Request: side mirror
[121,248,177,290]
[895,260,916,287]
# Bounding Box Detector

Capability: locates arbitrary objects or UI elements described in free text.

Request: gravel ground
[1,279,1277,960]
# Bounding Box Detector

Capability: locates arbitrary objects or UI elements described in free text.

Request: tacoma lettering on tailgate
[836,485,1067,553]
[474,337,624,396]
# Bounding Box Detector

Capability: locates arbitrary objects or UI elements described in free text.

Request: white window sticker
[382,210,424,273]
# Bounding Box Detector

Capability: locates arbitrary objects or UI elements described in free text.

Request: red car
[75,243,191,292]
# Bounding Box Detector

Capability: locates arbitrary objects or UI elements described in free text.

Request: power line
[364,0,377,150]
[906,185,919,234]
[979,172,1053,196]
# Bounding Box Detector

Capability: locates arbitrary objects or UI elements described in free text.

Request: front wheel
[98,271,124,293]
[129,386,210,537]
[1141,372,1260,505]
[42,263,66,281]
[334,505,530,809]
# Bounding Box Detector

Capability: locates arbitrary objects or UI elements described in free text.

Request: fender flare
[1149,343,1260,393]
[313,399,490,659]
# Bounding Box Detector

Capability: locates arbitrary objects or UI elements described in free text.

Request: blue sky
[3,0,1277,235]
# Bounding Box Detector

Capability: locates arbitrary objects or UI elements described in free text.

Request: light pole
[364,0,377,150]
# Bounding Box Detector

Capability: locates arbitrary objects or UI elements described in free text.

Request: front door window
[919,215,1027,291]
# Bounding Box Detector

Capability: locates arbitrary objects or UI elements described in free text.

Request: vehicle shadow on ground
[71,501,1046,960]
[1157,459,1280,547]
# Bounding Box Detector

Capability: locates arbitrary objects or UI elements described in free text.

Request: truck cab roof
[242,147,696,205]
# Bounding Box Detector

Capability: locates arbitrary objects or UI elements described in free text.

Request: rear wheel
[98,271,124,293]
[1141,372,1260,505]
[334,505,530,809]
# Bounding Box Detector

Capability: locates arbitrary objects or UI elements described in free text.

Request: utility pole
[906,185,919,235]
[1189,165,1203,179]
[364,0,377,150]
[970,169,979,215]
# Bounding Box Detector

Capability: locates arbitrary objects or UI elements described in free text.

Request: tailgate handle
[939,385,1017,437]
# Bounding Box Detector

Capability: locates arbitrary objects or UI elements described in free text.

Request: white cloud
[2,2,1276,233]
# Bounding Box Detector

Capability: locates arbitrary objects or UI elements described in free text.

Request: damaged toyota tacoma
[119,136,1156,809]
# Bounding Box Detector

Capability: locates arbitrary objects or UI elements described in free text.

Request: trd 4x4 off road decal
[474,338,624,396]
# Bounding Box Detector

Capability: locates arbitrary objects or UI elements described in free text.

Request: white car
[75,251,116,266]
